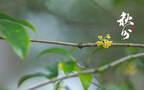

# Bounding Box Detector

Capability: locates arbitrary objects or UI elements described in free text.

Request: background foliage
[0,0,144,90]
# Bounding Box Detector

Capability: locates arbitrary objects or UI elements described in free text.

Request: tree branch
[27,52,144,90]
[0,36,144,48]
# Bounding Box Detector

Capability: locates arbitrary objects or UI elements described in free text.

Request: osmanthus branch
[27,52,144,90]
[0,36,144,48]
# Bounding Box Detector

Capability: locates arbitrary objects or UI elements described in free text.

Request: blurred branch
[27,52,144,90]
[0,36,144,48]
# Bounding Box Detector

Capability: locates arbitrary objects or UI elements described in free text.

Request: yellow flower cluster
[96,34,112,48]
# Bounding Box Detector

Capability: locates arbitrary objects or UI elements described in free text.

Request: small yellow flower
[103,43,111,48]
[105,34,111,39]
[103,39,109,42]
[96,41,103,46]
[103,40,112,48]
[98,35,103,40]
[96,34,112,48]
[58,63,63,71]
[124,62,136,75]
[107,41,112,45]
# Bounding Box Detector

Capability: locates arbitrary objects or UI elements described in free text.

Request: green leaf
[79,74,92,90]
[18,65,59,87]
[38,47,71,57]
[0,12,36,32]
[54,81,62,90]
[0,20,30,59]
[18,73,47,87]
[76,68,92,90]
[60,60,76,74]
[14,20,36,33]
[46,64,59,79]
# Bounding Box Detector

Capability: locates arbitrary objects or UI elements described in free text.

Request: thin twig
[27,52,144,90]
[0,36,144,48]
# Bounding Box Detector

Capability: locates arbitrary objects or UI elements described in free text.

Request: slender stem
[0,36,144,48]
[27,52,144,90]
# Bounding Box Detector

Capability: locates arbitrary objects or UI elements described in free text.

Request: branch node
[78,44,83,49]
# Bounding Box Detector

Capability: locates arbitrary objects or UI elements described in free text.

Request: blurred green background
[0,0,144,90]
